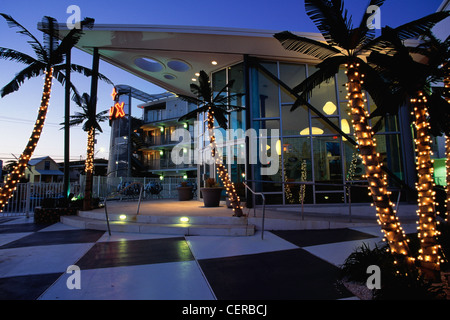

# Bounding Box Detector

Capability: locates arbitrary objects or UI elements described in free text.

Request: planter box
[34,207,78,224]
[177,187,193,201]
[201,187,223,207]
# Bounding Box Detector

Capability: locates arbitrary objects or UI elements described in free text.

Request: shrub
[339,242,446,300]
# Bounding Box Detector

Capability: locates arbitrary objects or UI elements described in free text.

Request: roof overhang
[61,24,325,96]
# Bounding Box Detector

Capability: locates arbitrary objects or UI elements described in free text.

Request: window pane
[310,117,340,135]
[282,137,312,181]
[251,63,279,118]
[308,66,337,116]
[343,140,365,181]
[212,69,226,99]
[281,104,309,136]
[312,136,342,183]
[375,134,404,183]
[279,63,306,104]
[229,63,246,131]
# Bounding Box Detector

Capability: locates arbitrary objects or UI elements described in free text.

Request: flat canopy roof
[63,24,325,96]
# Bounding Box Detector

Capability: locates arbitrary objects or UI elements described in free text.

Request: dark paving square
[0,222,52,234]
[76,237,194,270]
[0,273,62,300]
[0,229,105,249]
[199,248,353,300]
[272,228,377,247]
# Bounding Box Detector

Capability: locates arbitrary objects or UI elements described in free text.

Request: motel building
[67,23,447,208]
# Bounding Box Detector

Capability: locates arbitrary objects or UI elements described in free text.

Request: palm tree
[0,14,111,212]
[177,70,245,216]
[62,93,108,210]
[367,29,449,280]
[411,33,450,224]
[274,0,449,266]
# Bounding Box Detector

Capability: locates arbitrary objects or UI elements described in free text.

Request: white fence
[0,177,197,217]
[0,182,81,217]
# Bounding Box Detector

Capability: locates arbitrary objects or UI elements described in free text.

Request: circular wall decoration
[163,74,177,80]
[167,59,191,72]
[134,57,164,72]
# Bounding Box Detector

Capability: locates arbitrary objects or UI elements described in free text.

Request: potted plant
[201,178,223,207]
[176,181,193,201]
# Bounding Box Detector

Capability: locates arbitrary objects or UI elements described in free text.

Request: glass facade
[198,59,407,205]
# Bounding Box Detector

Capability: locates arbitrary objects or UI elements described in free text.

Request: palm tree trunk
[346,62,412,264]
[0,67,53,212]
[444,73,450,224]
[83,127,95,210]
[412,92,441,281]
[207,109,243,217]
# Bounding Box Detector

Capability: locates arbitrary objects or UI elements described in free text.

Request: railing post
[25,183,31,218]
[347,183,352,222]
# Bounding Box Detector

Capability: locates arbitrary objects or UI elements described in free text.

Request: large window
[247,61,405,204]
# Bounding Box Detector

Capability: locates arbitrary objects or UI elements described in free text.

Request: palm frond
[394,11,450,41]
[0,62,45,97]
[53,17,95,63]
[360,11,450,54]
[304,0,353,49]
[212,79,235,103]
[0,13,46,61]
[350,0,386,50]
[274,31,341,60]
[178,105,209,122]
[195,70,213,101]
[291,55,347,105]
[52,67,81,101]
[67,63,114,85]
[41,16,59,63]
[0,47,37,65]
[175,93,203,106]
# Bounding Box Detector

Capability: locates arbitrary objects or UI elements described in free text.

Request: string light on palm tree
[61,93,109,210]
[272,0,449,267]
[0,14,112,212]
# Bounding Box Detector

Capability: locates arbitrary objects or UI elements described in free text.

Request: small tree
[62,93,108,210]
[177,71,245,216]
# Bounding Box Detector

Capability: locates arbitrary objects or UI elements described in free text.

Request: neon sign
[109,102,125,120]
[109,87,125,122]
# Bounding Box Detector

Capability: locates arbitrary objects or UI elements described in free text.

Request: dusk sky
[0,0,445,166]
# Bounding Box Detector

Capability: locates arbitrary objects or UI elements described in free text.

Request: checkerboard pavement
[0,216,417,300]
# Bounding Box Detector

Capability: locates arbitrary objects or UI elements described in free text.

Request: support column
[63,48,71,199]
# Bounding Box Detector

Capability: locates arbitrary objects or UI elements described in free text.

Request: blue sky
[0,0,445,165]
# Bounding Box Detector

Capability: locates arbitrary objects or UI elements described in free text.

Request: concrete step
[61,214,255,237]
[77,210,249,225]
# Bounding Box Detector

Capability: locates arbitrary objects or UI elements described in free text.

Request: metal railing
[243,182,266,240]
[245,179,402,223]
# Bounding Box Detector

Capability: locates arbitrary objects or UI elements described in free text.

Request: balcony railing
[144,158,196,171]
[143,135,194,147]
